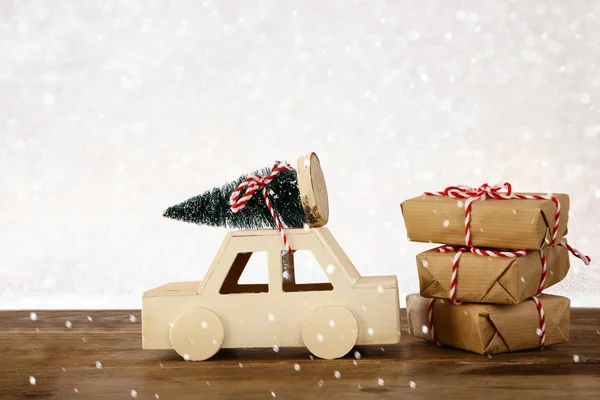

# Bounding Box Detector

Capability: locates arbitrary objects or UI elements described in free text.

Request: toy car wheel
[169,307,224,361]
[302,305,358,359]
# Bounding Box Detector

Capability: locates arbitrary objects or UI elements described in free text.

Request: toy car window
[282,251,333,292]
[220,252,269,294]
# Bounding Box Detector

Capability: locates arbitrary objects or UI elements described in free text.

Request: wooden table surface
[1,308,599,400]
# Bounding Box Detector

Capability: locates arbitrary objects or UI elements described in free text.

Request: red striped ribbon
[428,298,440,347]
[230,161,295,253]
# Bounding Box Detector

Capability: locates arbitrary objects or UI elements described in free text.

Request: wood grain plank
[3,308,598,332]
[0,309,599,399]
[0,310,141,332]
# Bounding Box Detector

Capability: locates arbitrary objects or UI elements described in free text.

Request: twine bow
[431,182,515,200]
[229,161,295,253]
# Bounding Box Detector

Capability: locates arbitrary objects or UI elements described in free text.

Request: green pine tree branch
[163,167,307,230]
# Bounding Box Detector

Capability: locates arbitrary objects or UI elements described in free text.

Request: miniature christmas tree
[163,165,307,230]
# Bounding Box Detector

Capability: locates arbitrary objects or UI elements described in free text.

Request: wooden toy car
[142,228,401,360]
[142,153,400,360]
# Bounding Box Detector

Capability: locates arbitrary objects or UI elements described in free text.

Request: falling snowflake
[573,355,580,362]
[407,30,420,42]
[43,93,55,105]
[183,354,190,361]
[317,334,324,342]
[367,328,375,336]
[377,378,384,386]
[131,389,138,398]
[443,220,450,227]
[155,394,159,399]
[30,312,37,321]
[294,363,301,371]
[271,391,277,397]
[201,321,208,329]
[488,354,492,359]
[239,363,243,368]
[421,260,429,269]
[326,264,335,275]
[129,315,136,323]
[520,277,525,283]
[65,320,72,329]
[328,320,336,328]
[87,316,93,322]
[456,200,464,208]
[421,325,429,334]
[353,360,357,365]
[376,286,384,294]
[268,314,275,322]
[272,345,280,353]
[303,223,310,231]
[74,388,79,393]
[354,351,361,359]
[512,210,517,215]
[318,380,324,387]
[409,380,416,389]
[95,361,102,369]
[334,371,341,379]
[580,93,591,104]
[536,328,543,337]
[29,376,36,385]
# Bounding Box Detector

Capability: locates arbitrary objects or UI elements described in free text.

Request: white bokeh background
[1,0,599,309]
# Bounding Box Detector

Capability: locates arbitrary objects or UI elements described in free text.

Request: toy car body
[142,227,400,360]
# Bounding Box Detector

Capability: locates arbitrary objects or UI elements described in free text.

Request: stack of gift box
[400,184,590,354]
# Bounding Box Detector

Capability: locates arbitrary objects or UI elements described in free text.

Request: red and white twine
[424,183,591,351]
[531,296,547,350]
[230,161,295,253]
[428,298,440,347]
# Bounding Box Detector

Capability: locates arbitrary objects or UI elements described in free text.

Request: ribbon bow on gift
[430,182,515,200]
[229,161,295,253]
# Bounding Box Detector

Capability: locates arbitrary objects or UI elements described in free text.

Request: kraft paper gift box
[406,293,570,354]
[417,245,570,305]
[400,193,569,250]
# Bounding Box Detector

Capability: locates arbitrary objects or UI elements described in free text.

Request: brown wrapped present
[401,193,569,250]
[417,245,570,304]
[406,293,570,354]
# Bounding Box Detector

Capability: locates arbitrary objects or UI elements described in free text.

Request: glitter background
[1,1,599,309]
